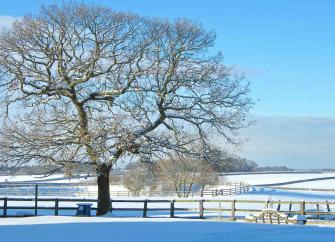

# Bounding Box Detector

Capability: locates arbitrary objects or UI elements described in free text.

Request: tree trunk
[96,164,111,216]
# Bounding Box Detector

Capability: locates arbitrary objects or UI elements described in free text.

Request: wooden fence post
[288,202,292,216]
[199,200,204,219]
[143,200,148,218]
[276,200,281,211]
[326,200,330,212]
[110,199,113,213]
[3,197,7,217]
[55,199,59,216]
[300,200,305,215]
[269,211,273,224]
[170,200,175,218]
[34,185,38,216]
[265,200,270,209]
[231,200,236,221]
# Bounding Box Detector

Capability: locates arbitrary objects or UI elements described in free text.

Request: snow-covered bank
[224,173,335,186]
[0,216,334,242]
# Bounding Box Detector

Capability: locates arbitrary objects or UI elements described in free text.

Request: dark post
[316,203,320,220]
[265,200,270,209]
[55,199,59,216]
[231,200,236,221]
[170,200,175,218]
[110,199,113,213]
[143,200,148,218]
[3,197,7,217]
[276,200,281,211]
[288,202,292,216]
[326,201,330,212]
[300,200,305,215]
[34,185,38,216]
[199,200,204,219]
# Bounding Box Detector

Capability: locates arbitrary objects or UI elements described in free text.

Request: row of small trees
[121,148,260,197]
[123,156,218,197]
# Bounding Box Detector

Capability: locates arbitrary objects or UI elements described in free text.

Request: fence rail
[1,197,334,223]
[0,182,250,198]
[107,185,249,197]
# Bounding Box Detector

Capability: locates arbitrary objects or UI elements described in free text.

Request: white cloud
[0,15,18,29]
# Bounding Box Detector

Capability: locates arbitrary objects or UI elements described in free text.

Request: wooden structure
[245,209,289,224]
[0,197,334,222]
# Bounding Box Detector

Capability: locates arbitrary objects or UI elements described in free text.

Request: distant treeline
[211,156,292,173]
[1,159,332,176]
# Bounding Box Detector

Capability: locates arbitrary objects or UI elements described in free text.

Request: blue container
[76,203,93,217]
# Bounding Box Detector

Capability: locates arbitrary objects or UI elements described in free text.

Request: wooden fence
[0,182,250,198]
[1,197,334,222]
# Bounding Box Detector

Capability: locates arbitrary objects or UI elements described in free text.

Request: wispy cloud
[0,15,18,29]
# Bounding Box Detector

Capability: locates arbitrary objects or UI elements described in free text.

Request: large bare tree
[0,3,252,214]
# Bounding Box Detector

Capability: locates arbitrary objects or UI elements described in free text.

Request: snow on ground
[0,216,334,242]
[1,173,335,242]
[0,174,94,183]
[231,187,335,201]
[2,172,335,218]
[2,187,335,219]
[279,180,335,189]
[223,172,335,186]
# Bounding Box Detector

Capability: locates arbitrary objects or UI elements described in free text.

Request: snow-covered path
[0,216,334,242]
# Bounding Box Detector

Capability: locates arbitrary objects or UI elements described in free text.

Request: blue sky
[1,0,334,168]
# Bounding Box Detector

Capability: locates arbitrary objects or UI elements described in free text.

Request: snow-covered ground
[279,180,335,190]
[0,174,95,184]
[224,172,335,186]
[1,172,335,201]
[0,216,334,242]
[1,172,335,241]
[1,187,334,219]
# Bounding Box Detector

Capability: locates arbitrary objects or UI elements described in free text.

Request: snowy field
[0,174,94,184]
[279,180,335,190]
[1,172,335,241]
[2,172,335,193]
[0,216,334,242]
[1,172,335,202]
[1,173,335,211]
[224,172,335,187]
